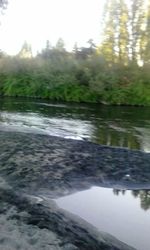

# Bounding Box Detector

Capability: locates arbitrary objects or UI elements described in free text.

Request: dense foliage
[1,0,150,105]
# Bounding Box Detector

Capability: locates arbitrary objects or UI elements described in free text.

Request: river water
[56,187,150,250]
[0,97,150,152]
[0,97,150,250]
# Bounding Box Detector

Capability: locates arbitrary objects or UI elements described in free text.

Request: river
[0,97,150,250]
[0,97,150,152]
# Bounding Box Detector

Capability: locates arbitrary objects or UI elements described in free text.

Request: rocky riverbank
[0,131,150,249]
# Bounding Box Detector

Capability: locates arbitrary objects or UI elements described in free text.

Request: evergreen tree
[18,41,33,58]
[45,40,52,51]
[40,40,52,59]
[55,38,65,52]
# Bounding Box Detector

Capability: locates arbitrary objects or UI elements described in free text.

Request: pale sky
[0,0,105,55]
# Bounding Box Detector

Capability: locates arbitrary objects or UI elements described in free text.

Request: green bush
[0,54,150,106]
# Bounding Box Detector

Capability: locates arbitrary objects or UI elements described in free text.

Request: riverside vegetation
[1,44,150,106]
[1,0,150,105]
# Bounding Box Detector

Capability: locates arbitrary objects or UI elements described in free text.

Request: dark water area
[56,187,150,250]
[0,97,150,152]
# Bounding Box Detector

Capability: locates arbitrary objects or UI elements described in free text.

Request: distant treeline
[0,0,150,105]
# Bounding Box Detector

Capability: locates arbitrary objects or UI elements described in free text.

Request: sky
[0,0,105,55]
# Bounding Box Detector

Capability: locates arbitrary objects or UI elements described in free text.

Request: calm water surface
[0,97,150,250]
[56,187,150,250]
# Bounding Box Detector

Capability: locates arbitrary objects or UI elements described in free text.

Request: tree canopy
[100,0,150,65]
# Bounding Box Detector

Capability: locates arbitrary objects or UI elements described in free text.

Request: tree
[55,38,65,52]
[87,39,96,56]
[100,0,118,63]
[117,0,129,64]
[0,50,6,58]
[129,0,145,62]
[18,41,32,58]
[45,40,52,51]
[100,0,130,64]
[73,42,78,53]
[87,39,96,49]
[140,0,150,64]
[39,40,53,59]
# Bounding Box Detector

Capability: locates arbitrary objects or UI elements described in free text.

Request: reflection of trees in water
[113,189,150,211]
[113,189,126,196]
[132,190,150,211]
[93,126,141,150]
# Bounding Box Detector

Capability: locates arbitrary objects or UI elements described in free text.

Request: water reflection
[93,124,141,150]
[0,97,150,151]
[113,189,150,211]
[132,190,150,211]
[56,187,150,250]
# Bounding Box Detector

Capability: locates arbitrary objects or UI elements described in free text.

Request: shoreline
[1,95,150,107]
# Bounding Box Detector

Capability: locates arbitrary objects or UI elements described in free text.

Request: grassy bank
[0,55,150,106]
[0,73,101,103]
